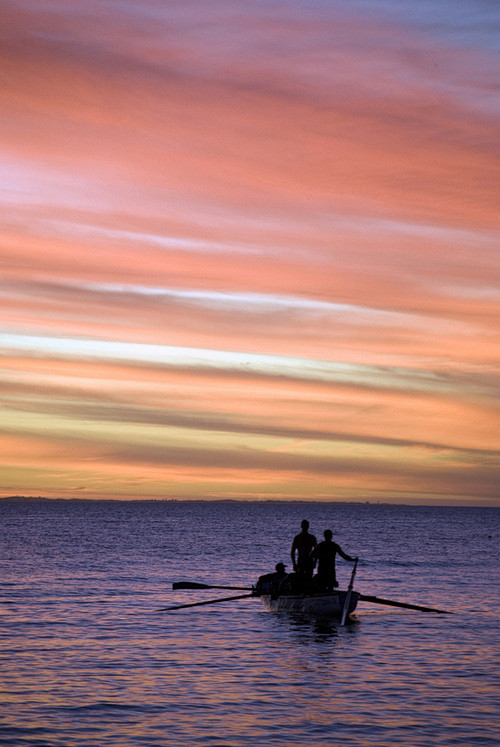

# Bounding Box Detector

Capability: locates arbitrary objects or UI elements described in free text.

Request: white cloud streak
[0,332,494,397]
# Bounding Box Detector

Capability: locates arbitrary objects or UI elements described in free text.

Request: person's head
[301,519,310,531]
[324,529,333,541]
[275,562,287,574]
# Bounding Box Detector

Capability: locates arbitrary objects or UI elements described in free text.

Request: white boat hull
[259,590,359,618]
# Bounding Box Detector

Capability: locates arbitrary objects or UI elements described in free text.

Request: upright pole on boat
[341,557,358,625]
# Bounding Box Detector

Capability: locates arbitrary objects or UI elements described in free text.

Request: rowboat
[165,562,451,619]
[259,589,359,618]
[254,558,359,621]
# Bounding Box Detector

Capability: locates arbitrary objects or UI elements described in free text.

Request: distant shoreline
[1,495,498,508]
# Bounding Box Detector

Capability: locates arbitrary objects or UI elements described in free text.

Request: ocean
[0,499,498,746]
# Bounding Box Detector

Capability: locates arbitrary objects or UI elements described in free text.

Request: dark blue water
[0,499,498,746]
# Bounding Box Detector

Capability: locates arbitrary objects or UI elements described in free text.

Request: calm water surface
[0,500,498,746]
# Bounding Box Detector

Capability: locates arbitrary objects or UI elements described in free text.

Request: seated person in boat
[255,562,288,597]
[291,519,317,578]
[310,529,357,591]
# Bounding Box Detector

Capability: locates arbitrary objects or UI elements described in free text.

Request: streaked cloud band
[0,332,495,399]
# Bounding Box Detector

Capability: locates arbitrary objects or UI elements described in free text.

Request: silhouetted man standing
[311,529,357,590]
[291,519,317,577]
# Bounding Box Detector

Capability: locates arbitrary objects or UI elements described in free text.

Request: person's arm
[291,537,298,570]
[337,544,357,562]
[309,543,318,567]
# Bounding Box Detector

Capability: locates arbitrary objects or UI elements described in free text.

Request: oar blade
[172,581,252,591]
[341,558,359,625]
[172,582,211,590]
[359,594,451,614]
[158,592,255,612]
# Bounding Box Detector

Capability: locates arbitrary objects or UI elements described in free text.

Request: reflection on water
[271,609,359,643]
[0,500,498,746]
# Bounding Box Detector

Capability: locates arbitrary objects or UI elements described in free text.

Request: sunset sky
[1,0,499,504]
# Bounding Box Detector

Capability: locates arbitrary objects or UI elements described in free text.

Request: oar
[172,581,252,591]
[341,557,358,625]
[359,594,451,614]
[158,592,255,612]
